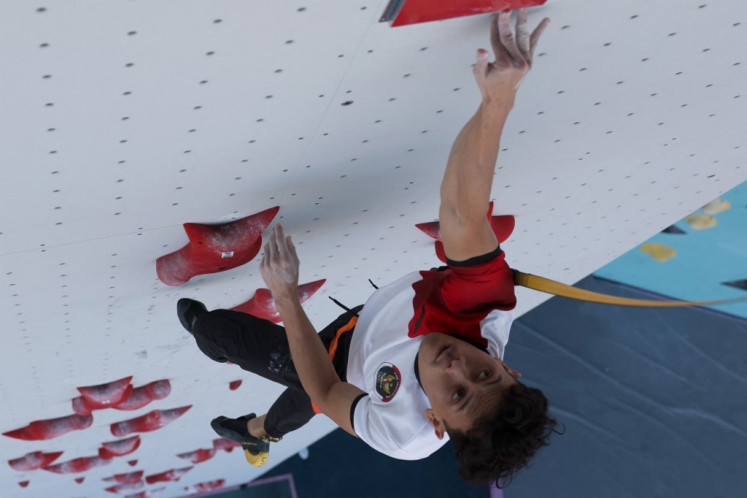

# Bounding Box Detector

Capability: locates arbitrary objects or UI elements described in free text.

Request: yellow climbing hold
[640,243,677,262]
[701,198,731,215]
[685,214,718,230]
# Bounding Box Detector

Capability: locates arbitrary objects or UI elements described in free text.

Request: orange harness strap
[327,315,358,361]
[311,315,359,415]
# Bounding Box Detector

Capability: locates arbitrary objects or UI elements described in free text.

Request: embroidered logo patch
[375,363,401,402]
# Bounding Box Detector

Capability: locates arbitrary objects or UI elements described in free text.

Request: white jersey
[346,254,515,460]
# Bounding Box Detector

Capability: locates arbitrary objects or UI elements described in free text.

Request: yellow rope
[512,270,747,308]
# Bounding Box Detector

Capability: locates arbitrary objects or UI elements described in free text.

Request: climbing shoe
[177,298,207,334]
[211,413,278,467]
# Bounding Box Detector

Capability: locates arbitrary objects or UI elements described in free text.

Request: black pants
[192,305,362,439]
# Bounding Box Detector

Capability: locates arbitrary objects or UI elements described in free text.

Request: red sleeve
[408,247,516,345]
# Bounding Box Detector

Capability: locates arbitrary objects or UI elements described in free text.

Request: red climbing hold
[110,406,191,437]
[104,481,144,494]
[228,380,242,391]
[114,380,171,411]
[416,203,514,242]
[145,466,193,484]
[156,206,279,286]
[43,456,110,474]
[102,470,144,484]
[98,435,141,459]
[416,203,515,264]
[3,414,93,441]
[232,279,326,323]
[127,459,138,467]
[75,477,85,484]
[186,479,226,494]
[414,220,440,240]
[19,481,29,488]
[383,0,546,27]
[77,376,133,409]
[176,448,216,464]
[71,396,93,416]
[213,438,240,452]
[144,379,171,399]
[8,451,63,471]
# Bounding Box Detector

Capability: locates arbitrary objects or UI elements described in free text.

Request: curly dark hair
[447,382,559,487]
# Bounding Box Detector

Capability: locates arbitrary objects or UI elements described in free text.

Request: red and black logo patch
[375,363,401,402]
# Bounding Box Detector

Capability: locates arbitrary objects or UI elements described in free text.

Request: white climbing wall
[1,0,745,496]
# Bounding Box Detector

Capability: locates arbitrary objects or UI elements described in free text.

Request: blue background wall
[596,182,746,320]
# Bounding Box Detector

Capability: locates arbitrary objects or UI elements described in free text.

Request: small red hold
[98,435,141,459]
[104,481,144,494]
[386,0,546,27]
[102,470,144,484]
[19,481,29,488]
[8,450,64,471]
[156,206,279,286]
[176,448,216,464]
[114,380,171,411]
[232,279,326,322]
[127,459,138,467]
[110,406,191,437]
[185,479,226,494]
[228,380,242,391]
[77,376,134,409]
[75,477,85,484]
[145,466,193,484]
[213,438,241,452]
[3,414,93,441]
[43,455,110,474]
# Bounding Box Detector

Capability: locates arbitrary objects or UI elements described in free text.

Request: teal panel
[595,181,747,320]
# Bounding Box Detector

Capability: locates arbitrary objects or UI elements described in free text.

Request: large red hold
[114,379,171,411]
[145,466,193,484]
[110,406,191,437]
[8,451,63,471]
[43,455,110,474]
[77,376,133,409]
[156,206,279,286]
[232,279,326,323]
[102,470,144,484]
[176,448,216,464]
[99,435,141,459]
[74,378,158,415]
[3,414,93,441]
[382,0,546,27]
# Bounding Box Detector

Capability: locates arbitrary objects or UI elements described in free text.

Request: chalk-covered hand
[473,9,550,103]
[259,224,300,302]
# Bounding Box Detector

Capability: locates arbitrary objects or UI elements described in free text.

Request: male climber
[178,9,557,485]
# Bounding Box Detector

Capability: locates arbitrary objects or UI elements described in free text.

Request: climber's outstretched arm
[439,10,549,261]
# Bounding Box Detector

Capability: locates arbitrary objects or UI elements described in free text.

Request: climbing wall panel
[1,0,746,496]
